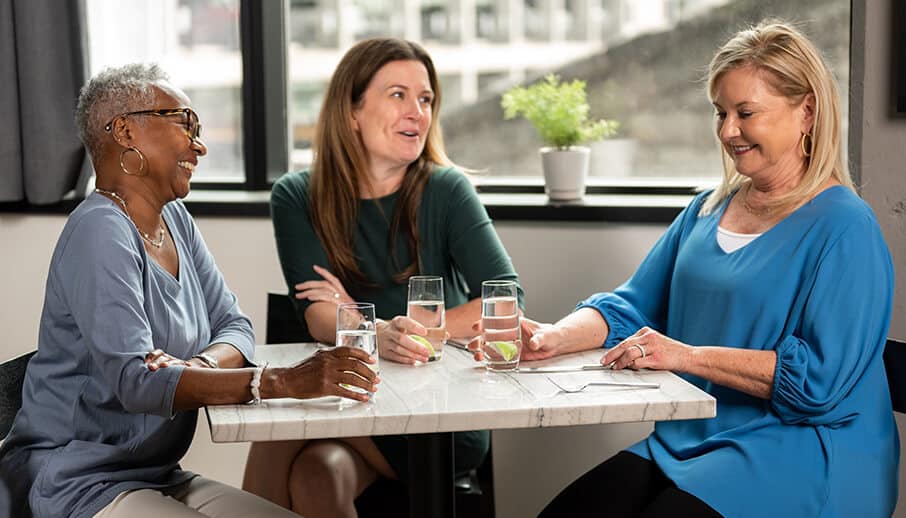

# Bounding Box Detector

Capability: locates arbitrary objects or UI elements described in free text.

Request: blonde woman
[531,21,896,517]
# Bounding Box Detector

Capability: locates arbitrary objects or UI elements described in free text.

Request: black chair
[264,292,495,517]
[265,291,312,344]
[354,448,494,518]
[0,351,36,441]
[883,339,906,413]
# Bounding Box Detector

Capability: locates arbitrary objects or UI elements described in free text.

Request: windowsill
[0,178,715,223]
[178,177,709,222]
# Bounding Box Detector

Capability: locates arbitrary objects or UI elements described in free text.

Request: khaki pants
[94,476,299,518]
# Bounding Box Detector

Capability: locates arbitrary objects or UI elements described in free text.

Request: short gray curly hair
[75,63,169,161]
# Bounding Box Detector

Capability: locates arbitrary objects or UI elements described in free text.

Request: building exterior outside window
[85,0,849,184]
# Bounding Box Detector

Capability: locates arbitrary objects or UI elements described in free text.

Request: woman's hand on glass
[282,346,379,402]
[295,265,354,305]
[520,317,565,360]
[376,316,433,364]
[602,326,691,371]
[467,316,557,361]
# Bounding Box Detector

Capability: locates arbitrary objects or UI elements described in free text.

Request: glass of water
[336,302,379,395]
[481,280,521,372]
[406,275,445,361]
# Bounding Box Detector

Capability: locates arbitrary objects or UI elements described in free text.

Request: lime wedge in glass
[409,334,436,358]
[491,341,518,361]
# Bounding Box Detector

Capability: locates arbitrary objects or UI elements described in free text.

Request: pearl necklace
[94,188,166,248]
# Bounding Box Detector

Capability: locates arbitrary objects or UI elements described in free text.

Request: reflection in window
[288,0,849,181]
[85,0,244,182]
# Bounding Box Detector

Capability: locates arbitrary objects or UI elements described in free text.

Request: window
[85,0,244,183]
[287,0,850,183]
[83,1,850,189]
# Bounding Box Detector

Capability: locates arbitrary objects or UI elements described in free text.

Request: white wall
[0,213,664,517]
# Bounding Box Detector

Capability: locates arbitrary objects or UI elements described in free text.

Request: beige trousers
[93,476,299,518]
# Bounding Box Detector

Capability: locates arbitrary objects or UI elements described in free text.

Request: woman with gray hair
[0,63,379,518]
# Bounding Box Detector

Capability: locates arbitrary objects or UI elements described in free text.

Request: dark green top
[270,166,524,338]
[270,165,518,479]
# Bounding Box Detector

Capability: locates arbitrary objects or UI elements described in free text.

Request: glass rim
[408,275,443,282]
[337,301,375,310]
[481,279,517,287]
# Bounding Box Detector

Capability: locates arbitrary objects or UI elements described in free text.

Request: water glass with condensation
[481,280,521,371]
[406,275,445,361]
[336,302,379,395]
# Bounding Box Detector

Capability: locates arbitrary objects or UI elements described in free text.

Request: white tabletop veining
[205,343,716,443]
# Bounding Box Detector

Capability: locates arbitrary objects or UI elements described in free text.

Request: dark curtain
[0,0,88,205]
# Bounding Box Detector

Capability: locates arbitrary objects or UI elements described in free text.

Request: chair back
[0,351,36,440]
[266,291,312,344]
[884,339,906,414]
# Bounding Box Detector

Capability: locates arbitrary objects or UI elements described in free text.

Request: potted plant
[501,74,619,200]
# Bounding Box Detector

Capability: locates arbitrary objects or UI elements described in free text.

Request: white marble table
[206,343,715,516]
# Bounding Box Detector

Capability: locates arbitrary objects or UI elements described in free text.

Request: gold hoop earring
[800,133,812,158]
[120,146,147,176]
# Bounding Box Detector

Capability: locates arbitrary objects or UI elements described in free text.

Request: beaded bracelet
[249,362,267,405]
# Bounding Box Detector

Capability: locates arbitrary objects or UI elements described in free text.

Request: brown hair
[701,20,852,215]
[309,38,452,287]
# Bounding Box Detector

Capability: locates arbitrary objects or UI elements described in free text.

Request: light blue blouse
[0,193,255,518]
[581,187,897,517]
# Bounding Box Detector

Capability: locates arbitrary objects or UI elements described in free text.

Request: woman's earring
[120,146,147,176]
[800,133,812,158]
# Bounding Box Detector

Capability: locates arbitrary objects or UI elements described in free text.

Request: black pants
[539,451,723,518]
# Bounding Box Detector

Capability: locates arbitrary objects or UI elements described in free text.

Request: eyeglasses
[104,108,202,142]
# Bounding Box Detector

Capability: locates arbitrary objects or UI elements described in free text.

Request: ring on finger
[334,292,340,299]
[631,343,646,359]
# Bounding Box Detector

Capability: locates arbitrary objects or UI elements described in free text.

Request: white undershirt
[716,225,763,253]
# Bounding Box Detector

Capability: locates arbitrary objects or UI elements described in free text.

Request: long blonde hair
[310,38,453,287]
[700,20,852,215]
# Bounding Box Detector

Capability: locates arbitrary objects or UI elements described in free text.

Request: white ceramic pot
[540,146,590,201]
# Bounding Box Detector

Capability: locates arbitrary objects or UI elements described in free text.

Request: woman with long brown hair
[242,38,522,517]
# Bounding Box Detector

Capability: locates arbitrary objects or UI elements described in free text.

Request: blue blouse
[580,187,897,517]
[0,193,255,518]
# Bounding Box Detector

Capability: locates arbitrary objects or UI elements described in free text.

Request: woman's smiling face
[351,59,434,178]
[713,65,813,183]
[129,82,207,201]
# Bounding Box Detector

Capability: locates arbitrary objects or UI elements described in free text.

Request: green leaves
[501,74,619,149]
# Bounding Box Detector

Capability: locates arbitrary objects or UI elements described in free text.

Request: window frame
[148,0,855,224]
[237,0,288,191]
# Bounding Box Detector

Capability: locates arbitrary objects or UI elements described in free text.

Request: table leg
[408,431,455,518]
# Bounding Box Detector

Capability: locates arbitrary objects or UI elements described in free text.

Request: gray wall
[852,1,906,516]
[855,0,906,339]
